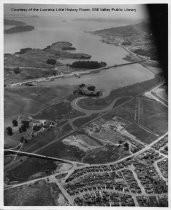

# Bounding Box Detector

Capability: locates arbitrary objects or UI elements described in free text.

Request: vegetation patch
[139,96,168,135]
[126,123,157,144]
[59,123,73,137]
[5,85,73,117]
[82,144,130,164]
[113,96,132,108]
[25,127,59,153]
[4,180,56,206]
[103,98,136,122]
[38,140,85,162]
[69,61,106,69]
[34,101,83,121]
[5,156,59,184]
[73,113,99,128]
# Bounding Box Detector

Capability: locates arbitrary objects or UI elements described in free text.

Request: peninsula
[4,19,34,34]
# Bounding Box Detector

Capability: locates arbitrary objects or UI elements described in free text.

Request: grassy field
[77,77,159,111]
[113,96,132,108]
[4,67,60,85]
[5,156,59,183]
[23,126,59,153]
[38,140,85,162]
[126,123,157,144]
[90,129,128,145]
[59,123,73,137]
[34,101,84,121]
[139,96,168,135]
[61,134,102,152]
[73,113,99,128]
[82,144,130,164]
[4,155,14,165]
[4,180,56,206]
[76,134,102,147]
[5,85,73,117]
[4,91,42,117]
[103,98,136,122]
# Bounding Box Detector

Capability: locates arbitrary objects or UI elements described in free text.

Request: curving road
[71,96,132,115]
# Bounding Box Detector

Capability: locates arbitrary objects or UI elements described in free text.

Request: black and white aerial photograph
[3,2,168,207]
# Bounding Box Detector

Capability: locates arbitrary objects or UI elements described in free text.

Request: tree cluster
[69,61,106,69]
[46,59,56,65]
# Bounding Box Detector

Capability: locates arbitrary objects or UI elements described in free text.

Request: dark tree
[21,120,30,129]
[33,125,41,132]
[87,86,95,91]
[46,59,56,65]
[19,127,23,133]
[12,119,18,127]
[20,124,27,132]
[124,142,129,151]
[69,61,106,69]
[6,127,13,136]
[13,67,21,74]
[79,84,86,88]
[20,137,28,143]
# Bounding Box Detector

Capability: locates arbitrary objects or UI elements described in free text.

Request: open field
[34,101,84,121]
[22,126,59,153]
[82,144,130,164]
[4,91,42,117]
[59,123,73,137]
[5,85,73,117]
[4,180,67,206]
[73,113,99,127]
[76,134,102,147]
[4,132,20,149]
[5,49,56,68]
[90,128,128,145]
[139,96,168,135]
[6,85,73,104]
[4,155,14,165]
[126,123,157,144]
[62,134,102,152]
[113,96,132,108]
[38,140,86,162]
[5,155,59,184]
[103,98,136,122]
[4,67,60,85]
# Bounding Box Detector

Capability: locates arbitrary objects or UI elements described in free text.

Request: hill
[92,22,158,62]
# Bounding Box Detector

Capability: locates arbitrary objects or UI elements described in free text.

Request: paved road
[5,149,90,166]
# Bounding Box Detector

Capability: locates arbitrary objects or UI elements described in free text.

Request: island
[4,19,34,34]
[5,25,34,34]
